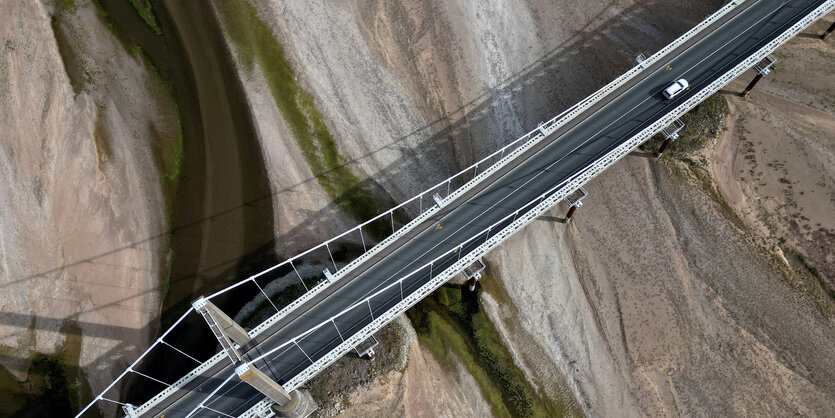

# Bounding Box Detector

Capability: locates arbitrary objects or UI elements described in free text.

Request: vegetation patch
[306,320,408,413]
[642,93,729,157]
[0,320,97,418]
[214,0,397,238]
[127,0,162,35]
[407,281,572,417]
[777,240,835,317]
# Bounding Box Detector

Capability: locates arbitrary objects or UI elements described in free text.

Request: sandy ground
[709,19,835,286]
[0,0,175,399]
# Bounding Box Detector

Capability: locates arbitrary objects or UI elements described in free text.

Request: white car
[663,78,689,99]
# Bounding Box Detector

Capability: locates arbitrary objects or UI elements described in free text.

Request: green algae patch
[408,282,575,418]
[0,320,97,418]
[214,0,395,237]
[127,0,162,35]
[642,93,729,157]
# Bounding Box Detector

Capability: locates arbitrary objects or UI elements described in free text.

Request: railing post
[359,226,367,252]
[391,211,395,234]
[399,280,404,300]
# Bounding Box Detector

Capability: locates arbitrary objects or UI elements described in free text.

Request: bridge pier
[193,296,250,361]
[356,335,379,360]
[655,138,673,157]
[741,55,776,97]
[463,259,486,291]
[565,205,579,222]
[655,118,685,158]
[237,363,318,417]
[741,73,764,97]
[270,389,318,418]
[822,21,835,40]
[563,188,588,223]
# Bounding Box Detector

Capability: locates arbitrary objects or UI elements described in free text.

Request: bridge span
[79,0,835,416]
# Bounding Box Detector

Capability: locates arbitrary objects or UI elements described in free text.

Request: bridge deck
[139,0,828,415]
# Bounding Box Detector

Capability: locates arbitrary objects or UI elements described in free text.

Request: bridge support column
[655,119,685,158]
[463,259,486,291]
[356,335,379,360]
[270,389,318,418]
[467,273,482,292]
[565,204,579,222]
[822,21,835,40]
[741,73,763,97]
[563,188,588,224]
[236,363,318,417]
[237,363,292,405]
[741,55,777,97]
[193,296,251,348]
[655,138,674,157]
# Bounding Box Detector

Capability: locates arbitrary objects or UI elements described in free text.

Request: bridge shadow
[3,0,738,416]
[537,215,568,224]
[718,88,744,96]
[796,32,825,39]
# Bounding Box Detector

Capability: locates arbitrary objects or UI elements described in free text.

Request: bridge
[78,0,835,416]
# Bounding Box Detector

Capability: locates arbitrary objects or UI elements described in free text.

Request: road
[141,0,828,415]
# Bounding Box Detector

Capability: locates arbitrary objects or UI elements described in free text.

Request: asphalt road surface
[136,0,828,415]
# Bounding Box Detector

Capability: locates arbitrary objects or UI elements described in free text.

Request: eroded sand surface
[0,0,176,398]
